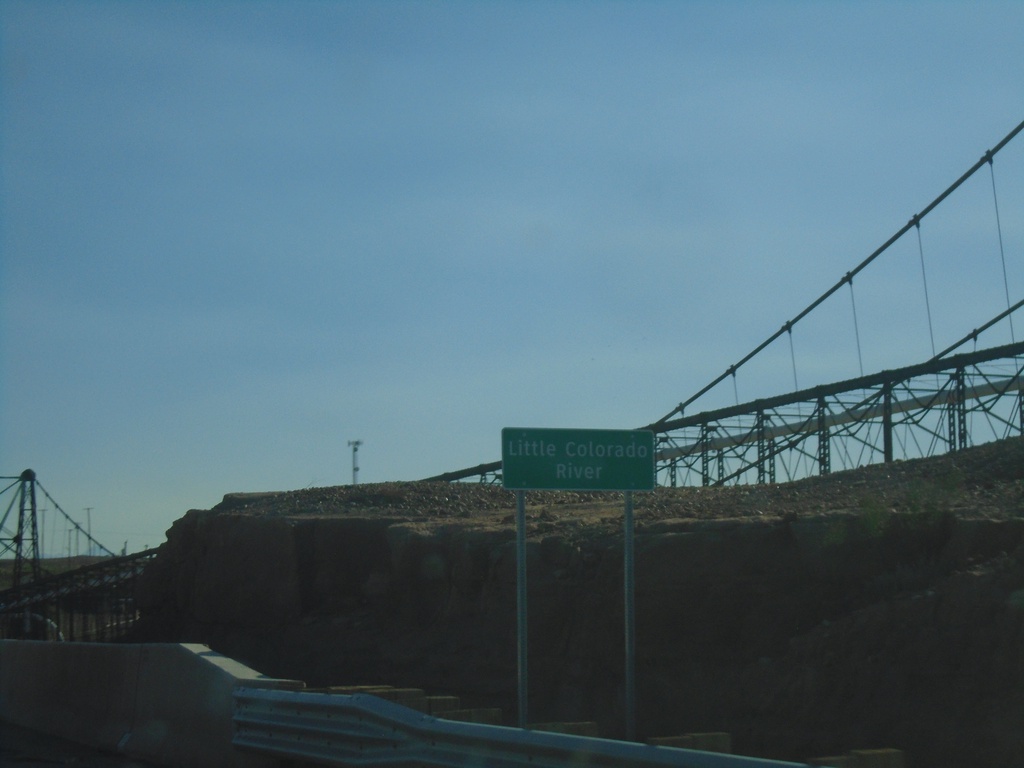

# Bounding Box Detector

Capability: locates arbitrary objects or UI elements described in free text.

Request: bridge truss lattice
[652,341,1023,487]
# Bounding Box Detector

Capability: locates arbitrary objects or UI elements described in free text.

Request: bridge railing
[233,686,811,768]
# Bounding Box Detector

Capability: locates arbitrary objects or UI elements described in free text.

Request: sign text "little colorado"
[501,428,655,491]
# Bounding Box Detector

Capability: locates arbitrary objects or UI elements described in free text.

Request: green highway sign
[501,427,655,491]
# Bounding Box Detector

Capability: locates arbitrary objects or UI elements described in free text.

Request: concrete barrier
[649,732,733,753]
[809,749,905,767]
[0,640,301,768]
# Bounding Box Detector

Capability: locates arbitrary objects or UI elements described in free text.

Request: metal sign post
[623,489,636,741]
[515,489,528,728]
[502,427,653,737]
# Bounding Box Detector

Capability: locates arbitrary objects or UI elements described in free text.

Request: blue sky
[2,1,1023,553]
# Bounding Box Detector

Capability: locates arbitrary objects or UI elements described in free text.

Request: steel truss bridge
[427,340,1024,486]
[427,119,1024,487]
[651,340,1023,487]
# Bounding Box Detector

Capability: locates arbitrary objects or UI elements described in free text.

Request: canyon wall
[133,445,1024,766]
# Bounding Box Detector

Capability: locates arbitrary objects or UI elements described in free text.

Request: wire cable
[653,118,1024,426]
[787,324,799,391]
[988,154,1014,342]
[848,275,864,376]
[35,481,116,557]
[915,219,937,357]
[930,297,1024,361]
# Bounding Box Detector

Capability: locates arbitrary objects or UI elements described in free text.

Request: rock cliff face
[133,439,1024,767]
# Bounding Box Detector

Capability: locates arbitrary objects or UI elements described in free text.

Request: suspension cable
[915,218,937,357]
[653,118,1024,426]
[930,296,1024,361]
[988,154,1015,342]
[847,274,864,376]
[787,323,805,421]
[35,481,116,557]
[787,323,799,391]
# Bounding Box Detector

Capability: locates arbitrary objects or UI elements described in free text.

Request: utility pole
[348,440,362,485]
[39,506,47,559]
[85,508,93,556]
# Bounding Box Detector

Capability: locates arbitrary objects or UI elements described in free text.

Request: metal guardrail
[233,687,812,768]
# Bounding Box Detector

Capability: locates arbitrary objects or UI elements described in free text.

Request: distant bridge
[0,470,154,640]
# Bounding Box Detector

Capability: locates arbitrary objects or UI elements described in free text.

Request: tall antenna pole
[348,440,363,485]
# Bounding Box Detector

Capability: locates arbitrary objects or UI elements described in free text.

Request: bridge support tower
[1,470,42,590]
